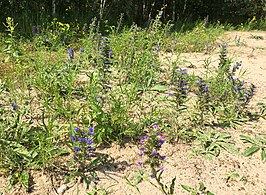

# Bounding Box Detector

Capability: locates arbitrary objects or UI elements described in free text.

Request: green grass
[0,16,265,194]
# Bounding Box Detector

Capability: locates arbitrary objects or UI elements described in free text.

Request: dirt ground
[1,31,266,195]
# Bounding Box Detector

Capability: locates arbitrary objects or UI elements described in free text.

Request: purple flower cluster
[96,36,113,99]
[138,124,166,174]
[70,126,95,160]
[229,77,255,103]
[196,78,209,96]
[67,47,74,62]
[219,43,228,69]
[232,61,242,74]
[169,68,190,106]
[11,102,18,110]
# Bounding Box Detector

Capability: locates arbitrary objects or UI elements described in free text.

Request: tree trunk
[52,0,56,16]
[172,0,176,22]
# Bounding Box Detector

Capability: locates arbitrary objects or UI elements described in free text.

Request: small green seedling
[125,170,143,194]
[181,183,214,195]
[225,172,248,184]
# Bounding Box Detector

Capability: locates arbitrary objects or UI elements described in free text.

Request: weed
[240,134,266,162]
[181,183,214,195]
[2,17,21,62]
[191,130,238,159]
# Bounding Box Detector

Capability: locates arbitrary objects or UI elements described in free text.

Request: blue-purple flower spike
[87,138,93,145]
[68,47,74,62]
[11,102,18,110]
[74,146,80,152]
[88,127,95,135]
[74,127,79,132]
[70,135,76,141]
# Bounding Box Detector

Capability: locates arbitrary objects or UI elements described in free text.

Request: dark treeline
[0,0,265,35]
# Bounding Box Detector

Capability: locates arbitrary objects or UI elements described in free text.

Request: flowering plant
[70,126,96,163]
[138,125,176,194]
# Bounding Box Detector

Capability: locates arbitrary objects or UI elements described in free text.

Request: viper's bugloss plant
[138,125,176,195]
[138,125,166,169]
[193,78,212,125]
[94,36,113,107]
[70,126,96,163]
[170,68,190,108]
[219,43,228,69]
[68,47,74,62]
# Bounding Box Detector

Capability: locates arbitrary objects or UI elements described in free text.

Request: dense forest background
[0,0,266,35]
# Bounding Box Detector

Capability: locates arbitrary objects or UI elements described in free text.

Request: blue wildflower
[74,146,80,152]
[88,127,95,135]
[87,138,93,145]
[68,47,74,62]
[11,102,18,110]
[70,135,76,141]
[74,127,79,132]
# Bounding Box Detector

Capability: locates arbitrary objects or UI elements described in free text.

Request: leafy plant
[137,125,176,195]
[0,102,64,190]
[225,172,248,184]
[240,134,266,162]
[2,17,21,62]
[181,183,214,195]
[125,170,143,194]
[191,130,238,159]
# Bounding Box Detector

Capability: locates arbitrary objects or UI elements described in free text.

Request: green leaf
[20,171,29,189]
[242,146,260,156]
[240,135,257,144]
[125,177,141,194]
[181,184,196,193]
[261,148,265,161]
[4,56,10,62]
[199,183,206,191]
[226,173,240,182]
[150,84,168,91]
[207,191,215,195]
[218,142,238,154]
[158,169,164,180]
[169,177,176,195]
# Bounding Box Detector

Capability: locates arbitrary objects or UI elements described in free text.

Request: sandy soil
[1,31,266,195]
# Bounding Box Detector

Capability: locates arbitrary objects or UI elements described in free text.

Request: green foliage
[176,21,224,52]
[191,130,238,159]
[0,101,64,189]
[2,17,21,62]
[1,0,265,36]
[181,183,214,195]
[125,170,143,194]
[240,134,266,162]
